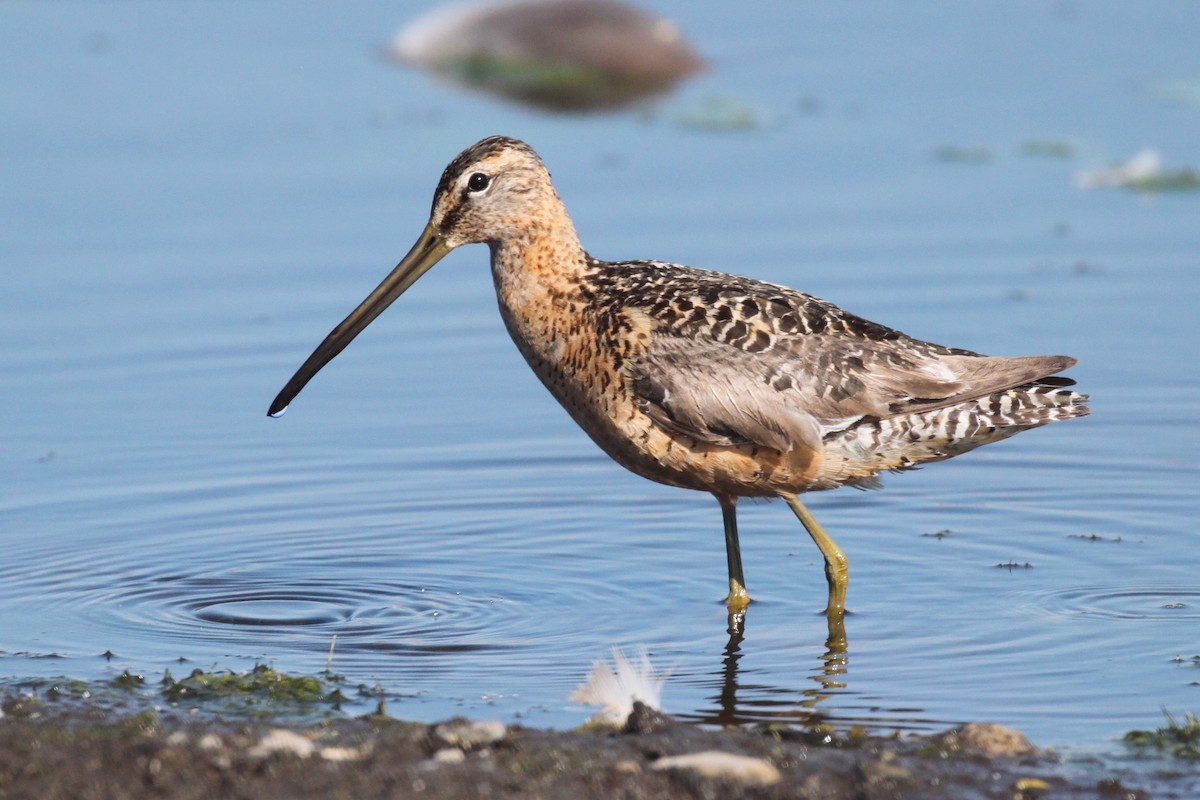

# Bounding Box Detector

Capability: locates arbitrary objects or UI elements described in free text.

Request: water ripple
[55,567,540,659]
[1023,586,1200,620]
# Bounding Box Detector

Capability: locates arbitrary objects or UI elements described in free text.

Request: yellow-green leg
[782,493,848,616]
[717,494,750,612]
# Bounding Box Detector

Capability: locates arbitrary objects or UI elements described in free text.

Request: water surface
[3,1,1198,747]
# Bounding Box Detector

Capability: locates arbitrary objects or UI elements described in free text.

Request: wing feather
[628,321,1080,455]
[620,266,1076,454]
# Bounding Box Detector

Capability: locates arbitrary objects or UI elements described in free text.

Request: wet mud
[1,695,1189,800]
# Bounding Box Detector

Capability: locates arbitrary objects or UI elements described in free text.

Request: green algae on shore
[1124,709,1200,760]
[161,664,345,707]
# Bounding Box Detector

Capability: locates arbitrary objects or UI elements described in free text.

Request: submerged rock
[389,0,705,112]
[930,722,1037,758]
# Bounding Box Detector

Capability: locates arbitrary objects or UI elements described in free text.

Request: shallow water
[3,1,1199,748]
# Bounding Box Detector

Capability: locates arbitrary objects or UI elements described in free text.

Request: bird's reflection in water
[691,610,849,728]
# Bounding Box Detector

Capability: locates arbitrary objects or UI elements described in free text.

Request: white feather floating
[570,647,668,725]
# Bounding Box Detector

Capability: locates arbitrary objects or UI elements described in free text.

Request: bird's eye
[467,172,490,193]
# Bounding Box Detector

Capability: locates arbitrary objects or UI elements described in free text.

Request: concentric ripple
[1023,586,1200,620]
[79,570,529,656]
[190,594,351,627]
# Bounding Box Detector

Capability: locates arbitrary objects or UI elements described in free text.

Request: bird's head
[267,135,554,417]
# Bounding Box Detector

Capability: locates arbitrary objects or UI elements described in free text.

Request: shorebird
[269,135,1088,619]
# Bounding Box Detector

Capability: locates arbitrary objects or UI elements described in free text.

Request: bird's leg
[717,494,750,612]
[782,494,848,618]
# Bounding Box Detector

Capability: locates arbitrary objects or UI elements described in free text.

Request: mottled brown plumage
[269,135,1089,621]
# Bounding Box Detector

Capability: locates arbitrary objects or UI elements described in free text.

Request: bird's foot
[725,579,751,613]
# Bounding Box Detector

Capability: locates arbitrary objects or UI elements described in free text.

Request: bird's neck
[489,209,590,309]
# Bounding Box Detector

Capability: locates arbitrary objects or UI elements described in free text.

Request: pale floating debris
[1019,139,1076,159]
[570,647,667,725]
[652,751,782,786]
[1148,76,1200,107]
[932,145,993,164]
[1074,148,1200,193]
[672,95,762,132]
[388,0,705,112]
[1075,148,1161,188]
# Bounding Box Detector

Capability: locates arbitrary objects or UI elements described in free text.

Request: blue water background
[2,1,1198,747]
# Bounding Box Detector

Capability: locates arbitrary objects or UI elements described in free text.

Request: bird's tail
[820,381,1089,488]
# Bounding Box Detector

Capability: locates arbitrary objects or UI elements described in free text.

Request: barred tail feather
[819,382,1089,488]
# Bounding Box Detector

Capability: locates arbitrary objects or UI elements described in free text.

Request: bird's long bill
[267,223,451,417]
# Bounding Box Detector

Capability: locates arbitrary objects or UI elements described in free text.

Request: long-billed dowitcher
[269,135,1088,619]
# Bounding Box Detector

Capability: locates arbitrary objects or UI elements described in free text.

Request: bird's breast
[492,278,823,497]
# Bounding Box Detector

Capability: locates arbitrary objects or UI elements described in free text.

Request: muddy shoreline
[1,694,1187,799]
